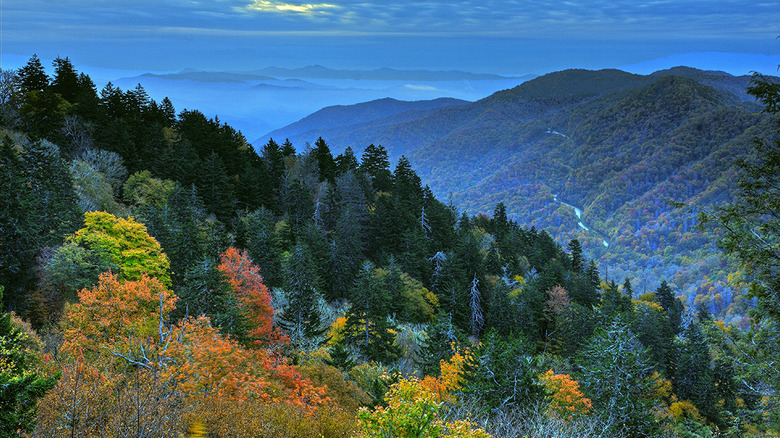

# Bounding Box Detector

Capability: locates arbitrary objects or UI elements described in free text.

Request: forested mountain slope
[267,68,777,323]
[3,55,780,437]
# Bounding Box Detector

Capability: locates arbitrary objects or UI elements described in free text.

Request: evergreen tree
[0,138,80,309]
[196,152,236,224]
[312,137,336,182]
[177,257,246,337]
[237,207,283,288]
[462,329,542,412]
[335,146,359,175]
[416,313,465,377]
[577,317,659,436]
[674,320,719,424]
[622,276,634,298]
[655,280,683,334]
[50,57,80,103]
[360,144,392,192]
[345,261,400,363]
[16,55,48,94]
[567,239,584,273]
[328,207,365,301]
[279,244,326,348]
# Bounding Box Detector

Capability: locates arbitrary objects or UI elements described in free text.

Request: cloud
[404,84,437,91]
[237,0,340,16]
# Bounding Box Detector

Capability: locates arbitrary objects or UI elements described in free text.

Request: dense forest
[1,55,779,437]
[264,68,779,326]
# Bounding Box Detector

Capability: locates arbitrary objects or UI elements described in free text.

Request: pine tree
[344,261,400,363]
[312,137,336,182]
[279,244,326,348]
[567,239,584,273]
[51,57,80,103]
[622,276,634,298]
[674,320,719,424]
[335,146,359,175]
[577,317,659,436]
[17,55,48,94]
[360,144,392,192]
[462,329,542,412]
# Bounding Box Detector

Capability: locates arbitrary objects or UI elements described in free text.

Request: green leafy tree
[0,286,59,434]
[64,211,171,286]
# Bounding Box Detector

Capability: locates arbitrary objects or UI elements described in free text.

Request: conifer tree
[577,317,659,436]
[279,244,326,348]
[360,144,392,192]
[345,262,400,363]
[462,329,542,411]
[567,239,584,273]
[312,137,336,182]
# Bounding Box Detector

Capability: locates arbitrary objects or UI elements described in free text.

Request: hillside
[263,68,776,323]
[258,97,468,147]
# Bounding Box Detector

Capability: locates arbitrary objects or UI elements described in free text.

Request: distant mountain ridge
[250,65,515,81]
[138,66,519,83]
[261,66,778,323]
[258,97,469,147]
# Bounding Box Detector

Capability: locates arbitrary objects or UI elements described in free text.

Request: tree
[345,262,401,363]
[60,272,177,357]
[462,329,542,412]
[62,211,171,286]
[0,285,59,435]
[577,317,659,436]
[567,239,584,273]
[360,144,392,192]
[177,257,244,336]
[312,137,336,182]
[0,137,80,309]
[218,247,285,348]
[16,55,48,94]
[51,56,80,102]
[278,244,326,348]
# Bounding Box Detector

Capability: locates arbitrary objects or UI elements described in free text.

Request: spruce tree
[344,261,400,363]
[279,244,326,348]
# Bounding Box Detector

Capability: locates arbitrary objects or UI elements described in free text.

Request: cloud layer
[3,0,778,73]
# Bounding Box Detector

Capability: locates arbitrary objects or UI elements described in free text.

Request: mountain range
[260,66,779,324]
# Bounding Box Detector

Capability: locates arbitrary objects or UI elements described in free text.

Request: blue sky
[2,0,779,75]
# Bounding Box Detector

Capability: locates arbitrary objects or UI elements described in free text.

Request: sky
[2,0,779,76]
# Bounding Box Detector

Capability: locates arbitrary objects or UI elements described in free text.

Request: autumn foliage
[539,369,592,419]
[61,272,176,357]
[218,247,287,347]
[163,315,327,408]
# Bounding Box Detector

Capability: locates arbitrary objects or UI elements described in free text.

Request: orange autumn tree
[420,351,468,403]
[162,316,327,408]
[217,247,286,347]
[539,369,592,419]
[61,272,177,359]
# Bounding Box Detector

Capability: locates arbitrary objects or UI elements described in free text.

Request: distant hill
[257,97,469,146]
[262,67,777,323]
[139,71,278,82]
[251,65,515,81]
